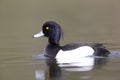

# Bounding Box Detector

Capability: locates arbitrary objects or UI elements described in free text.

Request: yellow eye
[46,27,49,30]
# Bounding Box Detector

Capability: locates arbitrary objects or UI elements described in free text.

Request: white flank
[55,46,95,63]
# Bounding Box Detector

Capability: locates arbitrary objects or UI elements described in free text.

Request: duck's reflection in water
[35,56,108,80]
[45,58,62,80]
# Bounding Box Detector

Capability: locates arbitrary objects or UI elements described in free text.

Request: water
[0,0,120,80]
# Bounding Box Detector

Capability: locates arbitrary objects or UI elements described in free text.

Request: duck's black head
[34,21,64,45]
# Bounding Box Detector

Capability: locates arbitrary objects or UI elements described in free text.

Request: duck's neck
[45,43,61,58]
[48,36,60,45]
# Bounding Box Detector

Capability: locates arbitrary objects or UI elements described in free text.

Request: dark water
[0,0,120,80]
